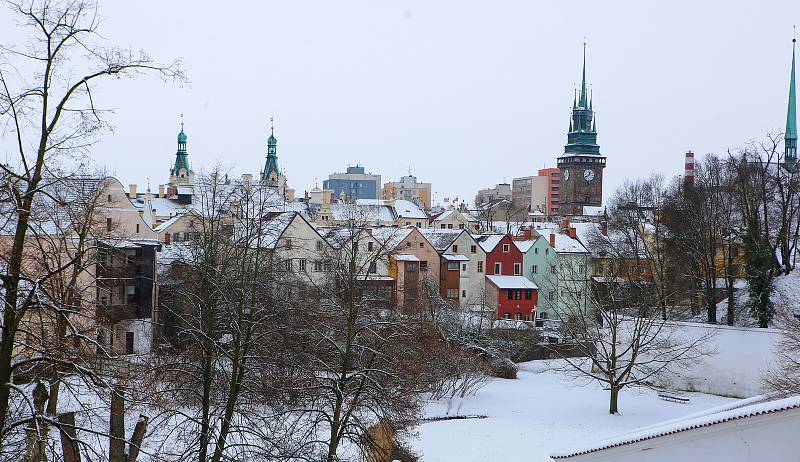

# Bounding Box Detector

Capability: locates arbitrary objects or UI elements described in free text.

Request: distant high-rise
[557,43,606,216]
[323,165,381,202]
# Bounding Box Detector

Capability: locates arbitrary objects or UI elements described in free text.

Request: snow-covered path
[410,360,736,462]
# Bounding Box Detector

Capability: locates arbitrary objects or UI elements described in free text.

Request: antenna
[270,115,274,136]
[180,113,184,131]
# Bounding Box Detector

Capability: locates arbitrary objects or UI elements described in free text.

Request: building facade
[538,167,562,215]
[323,165,381,202]
[557,45,606,216]
[475,183,512,206]
[383,174,432,210]
[511,175,549,212]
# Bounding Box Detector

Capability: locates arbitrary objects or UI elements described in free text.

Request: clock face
[584,169,595,182]
[563,169,570,181]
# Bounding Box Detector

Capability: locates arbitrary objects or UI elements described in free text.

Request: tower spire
[579,39,588,108]
[786,29,797,170]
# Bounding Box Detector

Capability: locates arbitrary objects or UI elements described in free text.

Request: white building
[550,395,800,462]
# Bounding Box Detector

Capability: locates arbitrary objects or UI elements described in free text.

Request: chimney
[684,151,695,187]
[128,184,137,199]
[158,184,165,197]
[549,233,556,248]
[522,227,532,239]
[600,220,608,236]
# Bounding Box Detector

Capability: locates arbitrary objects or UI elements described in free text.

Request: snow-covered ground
[410,360,736,462]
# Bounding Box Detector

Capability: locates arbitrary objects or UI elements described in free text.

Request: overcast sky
[7,1,800,206]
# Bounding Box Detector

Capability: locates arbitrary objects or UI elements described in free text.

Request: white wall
[561,407,800,462]
[651,321,778,398]
[114,319,152,354]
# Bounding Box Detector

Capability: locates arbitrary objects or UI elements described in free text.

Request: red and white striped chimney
[684,151,695,187]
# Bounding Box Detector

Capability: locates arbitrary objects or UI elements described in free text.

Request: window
[447,224,453,229]
[494,262,501,274]
[172,232,180,243]
[407,263,418,273]
[368,262,377,273]
[503,244,510,253]
[299,259,307,271]
[459,224,465,229]
[503,313,511,319]
[462,263,467,271]
[470,245,477,254]
[525,290,532,300]
[524,314,531,321]
[416,222,422,227]
[136,224,140,233]
[125,332,134,355]
[550,265,556,274]
[515,313,522,321]
[440,224,446,229]
[447,288,459,298]
[406,221,411,226]
[368,241,374,251]
[548,291,555,301]
[407,242,411,247]
[545,248,549,255]
[534,248,539,254]
[514,290,522,300]
[183,232,189,241]
[506,290,513,300]
[285,259,293,271]
[452,245,458,253]
[447,262,459,271]
[462,290,467,298]
[420,261,428,272]
[514,263,521,275]
[578,264,586,274]
[107,194,112,202]
[532,265,538,274]
[540,311,549,319]
[285,239,293,249]
[316,241,324,251]
[419,242,424,248]
[314,260,323,272]
[106,217,112,232]
[477,261,484,273]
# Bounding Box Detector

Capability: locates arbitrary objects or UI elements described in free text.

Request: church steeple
[563,42,600,157]
[171,114,192,180]
[262,117,282,184]
[786,34,797,170]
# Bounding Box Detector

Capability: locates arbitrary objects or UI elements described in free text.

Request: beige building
[512,175,549,212]
[383,174,432,210]
[475,183,512,206]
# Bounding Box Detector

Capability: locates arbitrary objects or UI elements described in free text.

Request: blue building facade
[323,165,381,202]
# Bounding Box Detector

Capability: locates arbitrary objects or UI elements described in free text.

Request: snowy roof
[582,206,605,217]
[394,199,428,219]
[513,238,541,253]
[256,212,297,249]
[418,229,463,251]
[551,233,589,254]
[475,234,506,252]
[394,254,420,261]
[551,394,800,459]
[370,227,413,250]
[486,275,538,290]
[330,203,396,223]
[443,254,469,261]
[154,211,191,232]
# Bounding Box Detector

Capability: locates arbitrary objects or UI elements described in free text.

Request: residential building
[513,228,557,319]
[429,209,480,232]
[557,44,606,216]
[475,183,512,206]
[371,227,440,313]
[511,175,548,212]
[420,229,486,308]
[323,165,381,202]
[393,199,428,227]
[383,174,432,210]
[485,275,538,321]
[549,231,592,317]
[538,167,561,215]
[476,234,524,277]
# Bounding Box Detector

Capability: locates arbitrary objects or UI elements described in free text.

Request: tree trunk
[127,414,148,462]
[58,412,81,462]
[109,389,125,462]
[609,384,620,415]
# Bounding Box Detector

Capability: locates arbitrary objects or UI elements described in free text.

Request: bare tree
[0,0,183,450]
[550,229,713,414]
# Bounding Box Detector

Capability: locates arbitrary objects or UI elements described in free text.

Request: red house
[485,275,538,321]
[476,234,523,277]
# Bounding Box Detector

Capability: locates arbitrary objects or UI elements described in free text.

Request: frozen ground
[410,360,736,462]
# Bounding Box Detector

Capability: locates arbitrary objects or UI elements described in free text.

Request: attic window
[107,194,112,202]
[503,244,510,253]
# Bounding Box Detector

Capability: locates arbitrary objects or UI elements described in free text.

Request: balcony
[96,303,142,324]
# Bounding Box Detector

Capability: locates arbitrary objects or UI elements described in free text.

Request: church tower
[557,43,606,216]
[786,35,797,171]
[260,118,289,195]
[168,118,195,202]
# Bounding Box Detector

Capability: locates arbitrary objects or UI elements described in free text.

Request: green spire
[787,37,797,141]
[786,36,797,170]
[172,115,191,177]
[262,117,281,183]
[579,41,588,108]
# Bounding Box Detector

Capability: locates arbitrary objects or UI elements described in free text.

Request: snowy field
[410,360,736,462]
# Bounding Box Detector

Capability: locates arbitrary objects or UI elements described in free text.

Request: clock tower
[557,42,606,216]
